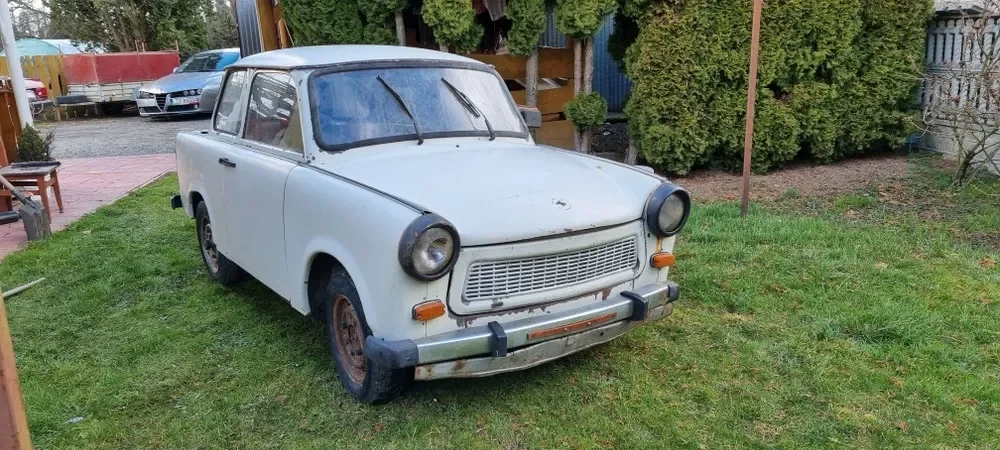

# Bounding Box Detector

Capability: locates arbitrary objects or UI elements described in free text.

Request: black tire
[319,269,411,404]
[56,94,89,105]
[195,202,245,285]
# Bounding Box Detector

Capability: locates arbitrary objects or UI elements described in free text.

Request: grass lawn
[1,156,998,449]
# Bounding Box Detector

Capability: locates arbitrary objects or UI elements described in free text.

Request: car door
[197,68,251,257]
[220,70,303,299]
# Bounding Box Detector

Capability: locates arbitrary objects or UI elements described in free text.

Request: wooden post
[740,0,764,218]
[0,289,31,450]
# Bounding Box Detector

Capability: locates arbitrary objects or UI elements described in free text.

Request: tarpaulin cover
[63,52,181,85]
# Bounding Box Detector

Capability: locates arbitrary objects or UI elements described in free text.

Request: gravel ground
[39,115,211,159]
[674,153,912,202]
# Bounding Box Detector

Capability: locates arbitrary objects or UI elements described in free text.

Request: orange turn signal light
[412,300,446,321]
[650,252,676,269]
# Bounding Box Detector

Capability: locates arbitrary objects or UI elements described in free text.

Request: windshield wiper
[377,75,424,145]
[441,77,495,141]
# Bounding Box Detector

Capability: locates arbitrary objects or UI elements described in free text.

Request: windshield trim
[307,60,529,153]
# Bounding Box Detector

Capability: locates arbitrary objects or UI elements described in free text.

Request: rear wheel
[195,202,245,284]
[320,269,410,404]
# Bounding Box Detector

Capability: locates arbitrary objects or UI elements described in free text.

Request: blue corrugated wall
[593,15,631,113]
[540,4,632,113]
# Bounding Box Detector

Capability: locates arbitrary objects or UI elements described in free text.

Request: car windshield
[178,51,240,73]
[311,66,526,150]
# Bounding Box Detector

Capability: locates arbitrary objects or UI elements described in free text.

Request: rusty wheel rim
[332,294,367,385]
[199,215,219,273]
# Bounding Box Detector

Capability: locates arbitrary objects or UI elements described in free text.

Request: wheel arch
[298,245,378,330]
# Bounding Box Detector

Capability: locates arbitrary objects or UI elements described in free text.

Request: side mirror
[172,67,179,73]
[519,106,542,130]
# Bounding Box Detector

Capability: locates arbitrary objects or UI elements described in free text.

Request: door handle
[218,158,236,168]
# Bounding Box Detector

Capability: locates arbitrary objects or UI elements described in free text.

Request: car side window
[243,71,303,153]
[214,69,249,135]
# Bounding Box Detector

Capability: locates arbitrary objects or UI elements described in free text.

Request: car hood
[313,140,664,246]
[139,71,223,94]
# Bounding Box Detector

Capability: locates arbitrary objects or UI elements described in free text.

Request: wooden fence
[0,54,67,100]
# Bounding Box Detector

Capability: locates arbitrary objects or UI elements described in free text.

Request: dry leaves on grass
[676,154,909,202]
[980,257,997,269]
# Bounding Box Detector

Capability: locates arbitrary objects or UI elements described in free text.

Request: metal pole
[740,0,763,218]
[0,0,33,128]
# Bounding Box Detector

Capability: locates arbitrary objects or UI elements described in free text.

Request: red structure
[62,51,180,85]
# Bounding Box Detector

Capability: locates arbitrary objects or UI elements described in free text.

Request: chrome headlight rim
[645,182,692,237]
[398,213,460,281]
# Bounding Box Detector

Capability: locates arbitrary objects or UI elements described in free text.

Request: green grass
[1,157,998,449]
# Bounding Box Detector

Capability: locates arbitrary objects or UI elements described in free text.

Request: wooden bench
[0,163,63,221]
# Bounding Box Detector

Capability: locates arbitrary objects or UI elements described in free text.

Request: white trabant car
[172,45,690,404]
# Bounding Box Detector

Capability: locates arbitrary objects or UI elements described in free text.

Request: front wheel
[320,269,411,404]
[195,202,245,284]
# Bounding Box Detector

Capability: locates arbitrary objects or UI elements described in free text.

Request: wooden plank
[19,58,32,81]
[536,120,575,149]
[541,112,562,122]
[45,56,64,98]
[0,88,21,163]
[0,289,32,450]
[31,56,49,95]
[466,47,575,80]
[256,0,280,52]
[510,85,574,115]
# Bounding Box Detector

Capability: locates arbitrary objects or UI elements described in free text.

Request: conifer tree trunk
[573,38,583,151]
[582,38,595,154]
[625,138,638,165]
[526,49,539,107]
[395,11,406,46]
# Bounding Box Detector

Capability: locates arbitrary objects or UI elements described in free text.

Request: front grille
[464,237,639,302]
[155,94,167,109]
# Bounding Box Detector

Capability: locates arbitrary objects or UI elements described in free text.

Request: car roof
[230,45,486,70]
[198,48,240,55]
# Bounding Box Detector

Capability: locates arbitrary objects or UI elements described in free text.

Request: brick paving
[0,154,176,260]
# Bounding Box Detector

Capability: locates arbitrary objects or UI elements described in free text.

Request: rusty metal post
[0,289,32,449]
[740,0,764,218]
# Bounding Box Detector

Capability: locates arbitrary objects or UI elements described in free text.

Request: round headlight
[412,227,455,275]
[399,214,460,281]
[645,183,691,237]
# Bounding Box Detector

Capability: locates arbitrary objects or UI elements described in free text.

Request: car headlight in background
[645,182,691,237]
[137,91,154,99]
[177,89,203,97]
[399,214,460,281]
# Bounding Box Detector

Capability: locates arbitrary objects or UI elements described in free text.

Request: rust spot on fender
[655,237,664,253]
[601,287,613,300]
[452,359,467,371]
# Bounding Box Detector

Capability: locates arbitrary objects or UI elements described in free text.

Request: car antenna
[441,77,495,141]
[377,75,424,145]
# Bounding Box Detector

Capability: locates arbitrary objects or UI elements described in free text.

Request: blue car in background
[135,48,240,117]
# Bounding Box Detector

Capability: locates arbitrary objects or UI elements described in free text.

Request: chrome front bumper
[365,282,680,380]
